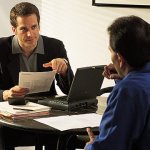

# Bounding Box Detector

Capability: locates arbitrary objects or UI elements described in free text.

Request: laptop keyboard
[47,96,67,104]
[47,99,67,105]
[53,96,67,100]
[37,96,68,110]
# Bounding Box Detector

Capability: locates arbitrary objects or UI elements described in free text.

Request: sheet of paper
[19,71,56,94]
[35,113,102,131]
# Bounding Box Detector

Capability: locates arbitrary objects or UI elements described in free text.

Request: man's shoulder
[0,36,13,45]
[0,36,13,56]
[41,35,63,45]
[114,76,147,95]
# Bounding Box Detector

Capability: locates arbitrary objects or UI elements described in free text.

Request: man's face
[12,14,40,51]
[109,46,124,78]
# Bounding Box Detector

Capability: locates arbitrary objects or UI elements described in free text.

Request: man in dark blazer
[0,35,73,100]
[0,2,74,150]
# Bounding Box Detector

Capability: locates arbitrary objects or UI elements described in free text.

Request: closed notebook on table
[0,101,51,119]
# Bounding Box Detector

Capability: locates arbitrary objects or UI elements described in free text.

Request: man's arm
[43,58,74,94]
[42,37,74,95]
[85,84,146,150]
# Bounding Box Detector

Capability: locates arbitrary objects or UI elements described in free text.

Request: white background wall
[1,0,150,90]
[0,0,41,37]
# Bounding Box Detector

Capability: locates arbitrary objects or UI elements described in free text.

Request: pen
[13,108,33,111]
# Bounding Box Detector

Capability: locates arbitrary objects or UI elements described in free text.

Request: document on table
[35,113,102,131]
[0,101,51,119]
[19,71,56,94]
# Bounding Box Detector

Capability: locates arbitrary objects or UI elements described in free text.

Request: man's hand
[3,85,29,101]
[84,128,95,150]
[43,58,68,76]
[103,63,121,80]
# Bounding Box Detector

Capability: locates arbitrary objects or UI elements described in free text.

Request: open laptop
[38,65,105,111]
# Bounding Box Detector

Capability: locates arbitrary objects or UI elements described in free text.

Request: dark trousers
[0,126,58,150]
[57,134,89,150]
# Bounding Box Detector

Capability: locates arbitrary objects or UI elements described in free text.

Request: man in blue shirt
[85,16,150,150]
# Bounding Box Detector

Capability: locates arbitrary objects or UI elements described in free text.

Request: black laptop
[38,65,105,111]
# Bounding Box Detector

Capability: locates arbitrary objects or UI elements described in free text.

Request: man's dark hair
[10,2,40,27]
[108,15,150,68]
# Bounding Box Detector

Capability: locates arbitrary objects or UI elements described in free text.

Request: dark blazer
[0,35,74,101]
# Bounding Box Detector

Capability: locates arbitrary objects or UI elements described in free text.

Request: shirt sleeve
[54,40,74,94]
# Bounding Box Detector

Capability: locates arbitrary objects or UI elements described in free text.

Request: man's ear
[12,27,16,34]
[117,53,125,68]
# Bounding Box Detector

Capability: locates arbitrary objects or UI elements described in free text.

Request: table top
[0,96,107,135]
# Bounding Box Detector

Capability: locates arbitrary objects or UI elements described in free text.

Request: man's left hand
[84,127,95,150]
[43,58,68,76]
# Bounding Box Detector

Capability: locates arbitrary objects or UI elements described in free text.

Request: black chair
[99,86,114,96]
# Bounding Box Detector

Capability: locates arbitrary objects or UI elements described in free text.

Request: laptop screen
[67,65,105,102]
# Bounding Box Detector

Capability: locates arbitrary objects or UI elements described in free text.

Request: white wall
[1,0,150,89]
[0,0,41,36]
[40,0,150,88]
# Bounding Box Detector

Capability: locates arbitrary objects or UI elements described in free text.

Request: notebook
[38,65,105,111]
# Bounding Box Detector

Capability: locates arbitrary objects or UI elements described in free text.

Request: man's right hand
[3,85,29,101]
[103,63,121,80]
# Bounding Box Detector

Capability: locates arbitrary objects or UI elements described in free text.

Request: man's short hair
[10,2,40,27]
[108,15,150,68]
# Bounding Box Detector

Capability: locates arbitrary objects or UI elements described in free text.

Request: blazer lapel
[7,54,20,85]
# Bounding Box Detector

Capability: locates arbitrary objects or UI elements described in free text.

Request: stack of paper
[0,101,51,120]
